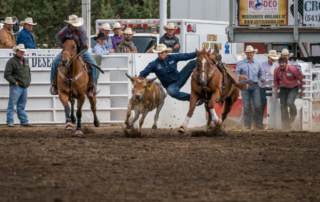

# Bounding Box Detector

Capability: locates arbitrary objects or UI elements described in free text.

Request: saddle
[216,63,248,91]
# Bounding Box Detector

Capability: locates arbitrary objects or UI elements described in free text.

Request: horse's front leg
[208,90,222,126]
[75,95,86,137]
[58,93,72,130]
[70,99,76,124]
[88,95,99,127]
[178,92,199,133]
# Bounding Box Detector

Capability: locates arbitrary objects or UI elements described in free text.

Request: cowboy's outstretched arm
[139,62,154,78]
[173,52,197,62]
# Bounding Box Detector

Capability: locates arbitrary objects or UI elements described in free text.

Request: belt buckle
[248,81,253,85]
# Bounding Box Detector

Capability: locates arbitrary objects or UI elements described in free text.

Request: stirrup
[50,85,58,95]
[196,99,204,106]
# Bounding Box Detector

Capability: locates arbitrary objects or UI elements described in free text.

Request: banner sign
[304,0,320,24]
[239,0,288,25]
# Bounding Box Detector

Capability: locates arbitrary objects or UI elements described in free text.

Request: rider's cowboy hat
[163,23,178,32]
[64,15,84,27]
[98,23,112,31]
[281,48,294,57]
[20,17,37,26]
[93,33,108,41]
[12,44,28,53]
[244,45,258,53]
[121,28,135,36]
[264,50,280,60]
[112,22,123,30]
[0,17,16,25]
[152,43,172,53]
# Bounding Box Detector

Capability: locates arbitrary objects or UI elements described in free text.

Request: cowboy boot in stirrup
[50,84,58,95]
[87,86,97,97]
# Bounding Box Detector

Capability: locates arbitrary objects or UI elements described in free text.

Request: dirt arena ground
[0,122,320,202]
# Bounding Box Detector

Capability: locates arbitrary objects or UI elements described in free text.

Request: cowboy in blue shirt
[16,18,39,49]
[96,23,114,54]
[236,45,265,130]
[139,44,197,101]
[94,33,110,55]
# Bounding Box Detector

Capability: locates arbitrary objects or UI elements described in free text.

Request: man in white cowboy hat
[50,15,98,97]
[159,23,180,53]
[236,45,265,130]
[4,44,33,127]
[16,17,39,49]
[115,28,137,53]
[97,23,114,54]
[139,43,197,102]
[0,17,16,49]
[259,50,280,119]
[111,22,124,51]
[281,48,294,62]
[94,33,110,55]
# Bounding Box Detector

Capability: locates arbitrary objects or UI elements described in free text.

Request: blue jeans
[259,88,272,118]
[241,84,263,129]
[7,85,29,125]
[51,51,98,85]
[279,86,299,129]
[166,60,196,101]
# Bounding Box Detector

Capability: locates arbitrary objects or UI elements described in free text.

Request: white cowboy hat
[121,28,135,36]
[12,44,28,53]
[244,45,258,53]
[163,23,178,32]
[152,43,172,53]
[20,17,37,26]
[112,22,123,30]
[64,15,84,27]
[0,17,16,25]
[98,23,112,31]
[264,50,280,60]
[237,52,246,61]
[281,49,294,57]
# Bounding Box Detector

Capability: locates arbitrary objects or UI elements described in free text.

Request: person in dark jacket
[4,44,33,127]
[159,23,180,53]
[16,17,39,49]
[139,44,197,102]
[50,15,98,97]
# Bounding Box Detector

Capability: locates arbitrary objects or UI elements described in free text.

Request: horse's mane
[60,34,86,53]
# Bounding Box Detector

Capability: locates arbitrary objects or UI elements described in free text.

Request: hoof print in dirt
[124,129,141,138]
[191,130,207,137]
[191,127,227,137]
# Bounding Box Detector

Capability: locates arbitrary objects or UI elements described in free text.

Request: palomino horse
[179,47,240,133]
[57,35,100,137]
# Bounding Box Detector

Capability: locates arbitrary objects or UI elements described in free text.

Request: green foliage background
[0,0,170,48]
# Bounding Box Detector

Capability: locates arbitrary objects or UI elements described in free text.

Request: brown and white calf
[125,73,166,133]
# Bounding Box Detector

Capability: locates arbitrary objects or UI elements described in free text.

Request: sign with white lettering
[239,0,288,25]
[304,0,320,24]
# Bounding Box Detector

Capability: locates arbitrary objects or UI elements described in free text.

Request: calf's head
[125,73,157,100]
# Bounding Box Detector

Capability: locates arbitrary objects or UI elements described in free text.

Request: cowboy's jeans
[279,86,299,129]
[7,85,29,125]
[241,84,263,129]
[166,60,196,101]
[51,51,98,85]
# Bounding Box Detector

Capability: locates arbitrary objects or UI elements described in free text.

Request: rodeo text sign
[238,0,288,25]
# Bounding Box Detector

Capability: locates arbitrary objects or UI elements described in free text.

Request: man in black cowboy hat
[94,33,111,55]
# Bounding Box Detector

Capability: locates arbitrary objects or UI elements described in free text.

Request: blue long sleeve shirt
[236,58,265,83]
[16,27,38,49]
[94,36,113,54]
[94,43,109,55]
[139,52,197,88]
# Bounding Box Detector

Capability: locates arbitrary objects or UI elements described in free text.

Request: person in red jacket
[274,57,305,130]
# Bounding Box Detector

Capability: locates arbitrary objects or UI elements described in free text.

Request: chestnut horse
[57,35,100,137]
[179,47,239,133]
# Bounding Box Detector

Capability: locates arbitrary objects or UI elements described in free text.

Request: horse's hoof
[215,119,222,127]
[178,126,186,133]
[152,125,157,130]
[65,122,72,130]
[94,120,100,127]
[75,130,83,137]
[126,125,132,129]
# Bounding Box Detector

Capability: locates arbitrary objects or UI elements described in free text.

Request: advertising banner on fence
[239,0,288,25]
[304,0,320,24]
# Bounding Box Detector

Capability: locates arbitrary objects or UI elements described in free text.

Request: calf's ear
[147,77,157,84]
[125,73,135,83]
